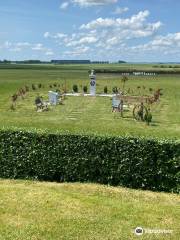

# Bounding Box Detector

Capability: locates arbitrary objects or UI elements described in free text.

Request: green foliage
[112,86,118,94]
[149,87,153,92]
[38,83,42,89]
[144,111,152,125]
[104,86,108,94]
[10,104,15,111]
[121,76,128,90]
[73,84,78,93]
[0,130,179,193]
[25,85,29,92]
[32,84,36,91]
[83,85,87,93]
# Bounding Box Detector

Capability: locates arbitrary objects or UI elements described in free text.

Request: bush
[104,86,108,94]
[32,84,36,91]
[144,111,152,125]
[25,86,29,92]
[83,86,88,93]
[73,84,78,93]
[10,104,15,111]
[0,130,179,193]
[112,86,118,94]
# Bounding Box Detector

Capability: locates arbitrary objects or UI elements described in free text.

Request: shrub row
[94,69,180,74]
[0,130,179,193]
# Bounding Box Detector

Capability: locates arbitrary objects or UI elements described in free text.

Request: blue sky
[0,0,180,62]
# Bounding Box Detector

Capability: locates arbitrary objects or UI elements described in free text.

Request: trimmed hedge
[0,130,179,193]
[95,69,180,75]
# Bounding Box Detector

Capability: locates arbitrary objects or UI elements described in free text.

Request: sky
[0,0,180,62]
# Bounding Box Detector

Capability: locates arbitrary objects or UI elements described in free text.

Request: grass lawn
[0,179,179,240]
[0,64,180,138]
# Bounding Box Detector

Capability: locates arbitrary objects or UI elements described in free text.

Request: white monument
[89,70,96,96]
[48,91,59,105]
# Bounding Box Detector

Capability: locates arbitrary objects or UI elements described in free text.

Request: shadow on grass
[151,122,159,127]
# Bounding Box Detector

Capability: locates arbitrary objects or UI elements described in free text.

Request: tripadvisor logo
[134,227,144,236]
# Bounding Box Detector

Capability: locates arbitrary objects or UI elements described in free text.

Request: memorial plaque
[48,91,59,105]
[89,70,96,96]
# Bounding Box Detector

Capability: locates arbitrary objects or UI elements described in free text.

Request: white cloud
[64,46,90,56]
[16,42,31,47]
[0,41,54,57]
[54,33,68,39]
[44,32,50,38]
[66,36,98,46]
[45,50,54,56]
[72,0,117,7]
[4,41,12,48]
[9,47,22,52]
[44,32,67,39]
[1,41,30,51]
[80,10,151,29]
[80,18,115,29]
[131,32,180,53]
[113,7,129,15]
[32,43,44,51]
[77,10,162,48]
[44,10,165,60]
[31,44,54,56]
[60,2,69,10]
[79,36,97,44]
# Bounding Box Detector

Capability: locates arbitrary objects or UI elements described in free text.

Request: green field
[0,64,180,139]
[0,180,179,240]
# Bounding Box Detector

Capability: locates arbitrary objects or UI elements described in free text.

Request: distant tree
[10,103,15,111]
[112,86,118,94]
[118,60,126,64]
[137,86,141,95]
[32,84,36,90]
[3,59,11,64]
[56,89,61,95]
[144,110,152,125]
[121,76,128,91]
[73,84,78,93]
[12,94,18,103]
[25,86,29,92]
[18,88,26,99]
[38,83,42,89]
[24,60,41,64]
[104,86,108,94]
[83,86,88,93]
[149,88,153,93]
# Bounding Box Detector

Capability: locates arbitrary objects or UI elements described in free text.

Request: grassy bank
[0,180,179,240]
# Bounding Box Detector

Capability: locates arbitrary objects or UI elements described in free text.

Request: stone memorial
[89,70,96,96]
[48,91,59,105]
